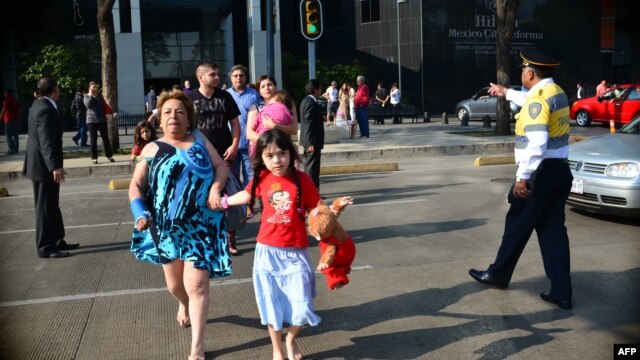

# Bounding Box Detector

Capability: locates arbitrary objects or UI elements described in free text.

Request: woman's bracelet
[221,195,229,210]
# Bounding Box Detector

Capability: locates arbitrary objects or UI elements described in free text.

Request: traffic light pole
[308,41,316,79]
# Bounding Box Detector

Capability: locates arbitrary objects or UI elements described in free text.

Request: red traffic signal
[300,0,323,41]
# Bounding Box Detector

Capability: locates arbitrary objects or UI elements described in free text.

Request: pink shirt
[250,101,292,157]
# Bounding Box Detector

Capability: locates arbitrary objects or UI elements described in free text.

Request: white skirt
[252,243,321,331]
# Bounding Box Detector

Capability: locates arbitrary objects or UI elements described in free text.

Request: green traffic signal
[307,24,317,34]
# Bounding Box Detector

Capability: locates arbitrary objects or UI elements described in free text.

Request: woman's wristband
[130,198,150,223]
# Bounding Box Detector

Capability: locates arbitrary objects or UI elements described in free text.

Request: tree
[97,0,120,150]
[495,0,520,135]
[20,44,88,95]
[281,52,367,102]
[20,44,89,129]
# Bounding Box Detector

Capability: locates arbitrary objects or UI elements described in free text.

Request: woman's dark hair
[256,75,277,90]
[133,121,158,146]
[249,129,303,219]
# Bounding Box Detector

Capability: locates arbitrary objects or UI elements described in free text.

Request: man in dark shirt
[187,60,241,254]
[187,60,241,164]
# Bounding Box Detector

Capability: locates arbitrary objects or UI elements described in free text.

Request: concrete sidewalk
[0,118,517,182]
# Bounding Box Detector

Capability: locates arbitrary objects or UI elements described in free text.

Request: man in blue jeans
[354,75,370,138]
[71,85,88,147]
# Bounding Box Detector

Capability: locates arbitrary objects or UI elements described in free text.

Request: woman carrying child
[246,75,298,158]
[222,129,321,360]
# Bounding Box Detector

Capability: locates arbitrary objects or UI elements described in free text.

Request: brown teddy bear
[307,196,356,289]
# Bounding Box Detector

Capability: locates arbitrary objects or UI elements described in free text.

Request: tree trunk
[97,0,119,150]
[495,0,520,136]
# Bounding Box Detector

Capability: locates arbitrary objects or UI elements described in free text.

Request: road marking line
[0,265,375,308]
[0,198,425,234]
[0,222,134,235]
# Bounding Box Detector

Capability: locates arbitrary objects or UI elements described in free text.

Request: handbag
[223,172,247,231]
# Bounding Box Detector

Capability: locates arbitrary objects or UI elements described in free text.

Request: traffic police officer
[469,48,574,310]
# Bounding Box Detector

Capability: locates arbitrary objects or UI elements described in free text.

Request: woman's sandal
[92,159,98,165]
[108,157,115,163]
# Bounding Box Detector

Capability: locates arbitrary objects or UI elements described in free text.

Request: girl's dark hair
[133,121,157,146]
[249,129,303,219]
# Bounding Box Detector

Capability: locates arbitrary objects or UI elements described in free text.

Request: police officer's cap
[520,48,561,68]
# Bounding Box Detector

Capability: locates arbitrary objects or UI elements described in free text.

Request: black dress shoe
[468,269,509,289]
[40,251,70,259]
[540,292,572,310]
[58,241,80,251]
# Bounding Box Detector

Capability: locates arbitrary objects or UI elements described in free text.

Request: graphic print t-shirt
[187,89,241,157]
[247,170,320,248]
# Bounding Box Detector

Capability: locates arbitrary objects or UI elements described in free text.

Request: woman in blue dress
[129,90,231,360]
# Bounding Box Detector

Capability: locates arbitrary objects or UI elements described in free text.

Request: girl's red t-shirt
[246,170,320,248]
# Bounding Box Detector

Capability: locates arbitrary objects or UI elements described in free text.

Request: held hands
[207,189,222,210]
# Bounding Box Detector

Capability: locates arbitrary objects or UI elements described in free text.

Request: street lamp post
[397,0,407,95]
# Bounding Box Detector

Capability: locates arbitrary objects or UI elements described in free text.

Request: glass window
[361,0,380,23]
[325,0,343,27]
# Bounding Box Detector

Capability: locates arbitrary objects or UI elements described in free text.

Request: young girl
[222,129,321,360]
[248,89,297,158]
[335,82,355,138]
[130,120,157,161]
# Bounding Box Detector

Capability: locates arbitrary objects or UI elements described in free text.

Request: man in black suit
[299,79,324,190]
[23,76,79,258]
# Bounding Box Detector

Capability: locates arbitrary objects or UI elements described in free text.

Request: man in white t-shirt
[323,81,338,125]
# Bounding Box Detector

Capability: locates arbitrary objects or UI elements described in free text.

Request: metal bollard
[423,111,430,123]
[442,112,448,124]
[482,115,492,128]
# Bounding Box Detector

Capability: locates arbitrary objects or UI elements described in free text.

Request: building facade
[1,0,637,132]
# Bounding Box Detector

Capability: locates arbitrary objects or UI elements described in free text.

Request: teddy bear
[307,196,356,290]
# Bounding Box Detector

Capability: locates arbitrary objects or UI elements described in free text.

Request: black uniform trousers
[303,148,322,190]
[488,159,573,301]
[33,176,66,257]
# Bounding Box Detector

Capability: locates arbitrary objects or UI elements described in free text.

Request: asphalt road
[0,154,638,359]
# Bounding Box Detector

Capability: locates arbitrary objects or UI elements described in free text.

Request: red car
[570,83,640,126]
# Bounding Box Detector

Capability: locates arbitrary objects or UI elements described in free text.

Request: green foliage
[20,44,87,95]
[281,51,367,102]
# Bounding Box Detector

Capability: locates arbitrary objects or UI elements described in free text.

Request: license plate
[570,179,583,194]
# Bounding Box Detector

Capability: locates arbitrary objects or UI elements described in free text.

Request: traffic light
[300,0,323,41]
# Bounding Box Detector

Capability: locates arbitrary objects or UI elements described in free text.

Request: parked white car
[567,115,640,217]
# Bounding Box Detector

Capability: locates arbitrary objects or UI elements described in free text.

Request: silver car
[567,115,640,217]
[455,86,521,121]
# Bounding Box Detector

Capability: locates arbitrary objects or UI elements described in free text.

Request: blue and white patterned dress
[130,137,232,279]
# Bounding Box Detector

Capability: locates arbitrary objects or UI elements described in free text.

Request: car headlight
[605,162,640,178]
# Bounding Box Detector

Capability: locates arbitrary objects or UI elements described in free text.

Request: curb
[320,162,398,175]
[474,155,515,166]
[109,179,131,190]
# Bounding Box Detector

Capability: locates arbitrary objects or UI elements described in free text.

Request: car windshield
[618,116,640,134]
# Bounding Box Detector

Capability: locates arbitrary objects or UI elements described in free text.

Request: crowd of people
[11,47,589,358]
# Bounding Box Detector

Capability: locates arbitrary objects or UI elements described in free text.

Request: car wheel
[457,108,469,121]
[575,110,592,127]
